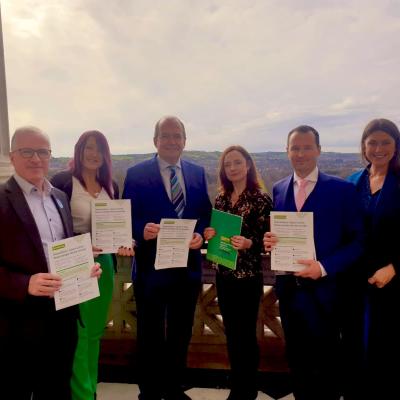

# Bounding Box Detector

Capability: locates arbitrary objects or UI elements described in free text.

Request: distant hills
[50,150,364,200]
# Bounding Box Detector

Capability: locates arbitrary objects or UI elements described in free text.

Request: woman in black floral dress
[204,145,272,400]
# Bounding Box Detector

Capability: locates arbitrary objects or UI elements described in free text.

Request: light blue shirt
[13,174,66,264]
[157,156,186,201]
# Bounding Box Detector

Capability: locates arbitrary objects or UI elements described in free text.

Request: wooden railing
[100,254,288,372]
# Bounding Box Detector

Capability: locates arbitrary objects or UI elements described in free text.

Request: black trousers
[135,269,201,399]
[0,306,78,400]
[216,273,263,399]
[276,276,342,400]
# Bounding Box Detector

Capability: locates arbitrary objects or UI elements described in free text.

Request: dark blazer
[122,156,212,280]
[273,171,364,304]
[51,170,119,201]
[348,168,400,275]
[0,176,75,335]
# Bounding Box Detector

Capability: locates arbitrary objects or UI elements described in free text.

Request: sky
[2,0,400,156]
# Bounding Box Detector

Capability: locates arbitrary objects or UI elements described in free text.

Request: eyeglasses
[12,148,52,160]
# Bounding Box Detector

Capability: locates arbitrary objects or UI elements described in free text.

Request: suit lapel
[51,189,72,237]
[150,156,177,214]
[280,175,296,211]
[5,177,46,260]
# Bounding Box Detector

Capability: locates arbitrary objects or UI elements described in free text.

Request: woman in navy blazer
[348,118,400,400]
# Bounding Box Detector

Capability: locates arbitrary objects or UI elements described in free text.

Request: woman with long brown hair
[204,145,272,400]
[51,130,133,400]
[348,118,400,399]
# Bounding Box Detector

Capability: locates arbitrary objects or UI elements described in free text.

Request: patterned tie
[169,166,185,218]
[295,178,308,211]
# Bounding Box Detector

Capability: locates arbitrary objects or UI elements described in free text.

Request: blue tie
[169,166,185,218]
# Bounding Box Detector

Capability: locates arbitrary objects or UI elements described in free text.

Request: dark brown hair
[361,118,400,175]
[218,145,263,194]
[70,130,115,199]
[287,125,320,147]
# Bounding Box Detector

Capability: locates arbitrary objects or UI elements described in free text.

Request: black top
[214,189,272,278]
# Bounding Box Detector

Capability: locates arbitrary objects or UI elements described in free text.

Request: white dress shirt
[70,176,110,234]
[157,156,186,201]
[14,173,65,264]
[292,167,327,277]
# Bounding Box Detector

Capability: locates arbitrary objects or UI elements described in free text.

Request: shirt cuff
[319,262,327,277]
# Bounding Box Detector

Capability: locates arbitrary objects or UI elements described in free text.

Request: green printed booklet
[206,208,243,269]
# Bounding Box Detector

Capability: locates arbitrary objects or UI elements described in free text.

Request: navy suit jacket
[348,168,400,276]
[123,156,212,281]
[274,171,364,304]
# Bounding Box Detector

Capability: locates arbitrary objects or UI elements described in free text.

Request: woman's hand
[204,227,216,241]
[90,262,102,279]
[263,232,277,252]
[231,235,252,250]
[368,264,396,288]
[117,246,135,256]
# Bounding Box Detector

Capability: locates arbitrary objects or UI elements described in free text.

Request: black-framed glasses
[12,148,52,160]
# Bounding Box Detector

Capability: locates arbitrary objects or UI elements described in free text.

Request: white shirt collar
[157,155,182,171]
[293,166,319,184]
[13,173,53,196]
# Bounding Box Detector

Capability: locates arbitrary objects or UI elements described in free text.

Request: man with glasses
[123,116,211,400]
[0,126,84,399]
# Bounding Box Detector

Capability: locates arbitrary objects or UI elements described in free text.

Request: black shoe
[226,389,258,400]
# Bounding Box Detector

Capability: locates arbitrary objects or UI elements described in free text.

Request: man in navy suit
[123,116,211,400]
[264,125,364,400]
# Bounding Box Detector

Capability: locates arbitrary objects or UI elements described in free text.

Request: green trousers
[71,254,115,400]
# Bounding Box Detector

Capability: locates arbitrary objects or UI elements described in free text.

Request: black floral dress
[214,189,272,278]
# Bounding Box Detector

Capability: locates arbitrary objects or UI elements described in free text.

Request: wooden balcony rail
[100,254,288,372]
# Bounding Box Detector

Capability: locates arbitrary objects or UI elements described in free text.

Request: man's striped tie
[169,166,185,218]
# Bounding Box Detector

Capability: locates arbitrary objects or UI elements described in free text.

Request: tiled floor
[97,383,295,400]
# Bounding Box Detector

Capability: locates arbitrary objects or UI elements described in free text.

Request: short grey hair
[10,126,50,151]
[154,116,186,139]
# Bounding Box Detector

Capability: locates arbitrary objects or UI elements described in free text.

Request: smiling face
[154,118,186,164]
[10,130,51,189]
[287,131,321,178]
[81,135,104,172]
[223,150,249,185]
[363,130,396,170]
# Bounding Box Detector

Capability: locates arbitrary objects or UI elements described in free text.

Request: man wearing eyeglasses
[0,126,87,399]
[123,116,211,400]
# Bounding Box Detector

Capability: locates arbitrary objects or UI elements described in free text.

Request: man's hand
[143,223,160,240]
[203,227,216,241]
[189,233,203,249]
[294,259,322,280]
[28,273,62,297]
[263,232,277,252]
[90,262,102,279]
[368,264,396,288]
[231,235,252,250]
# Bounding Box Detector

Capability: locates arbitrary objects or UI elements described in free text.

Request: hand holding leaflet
[155,219,197,269]
[270,211,315,272]
[47,233,100,310]
[92,199,132,254]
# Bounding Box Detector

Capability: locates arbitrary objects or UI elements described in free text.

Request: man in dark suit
[264,125,364,400]
[123,116,211,400]
[0,127,82,399]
